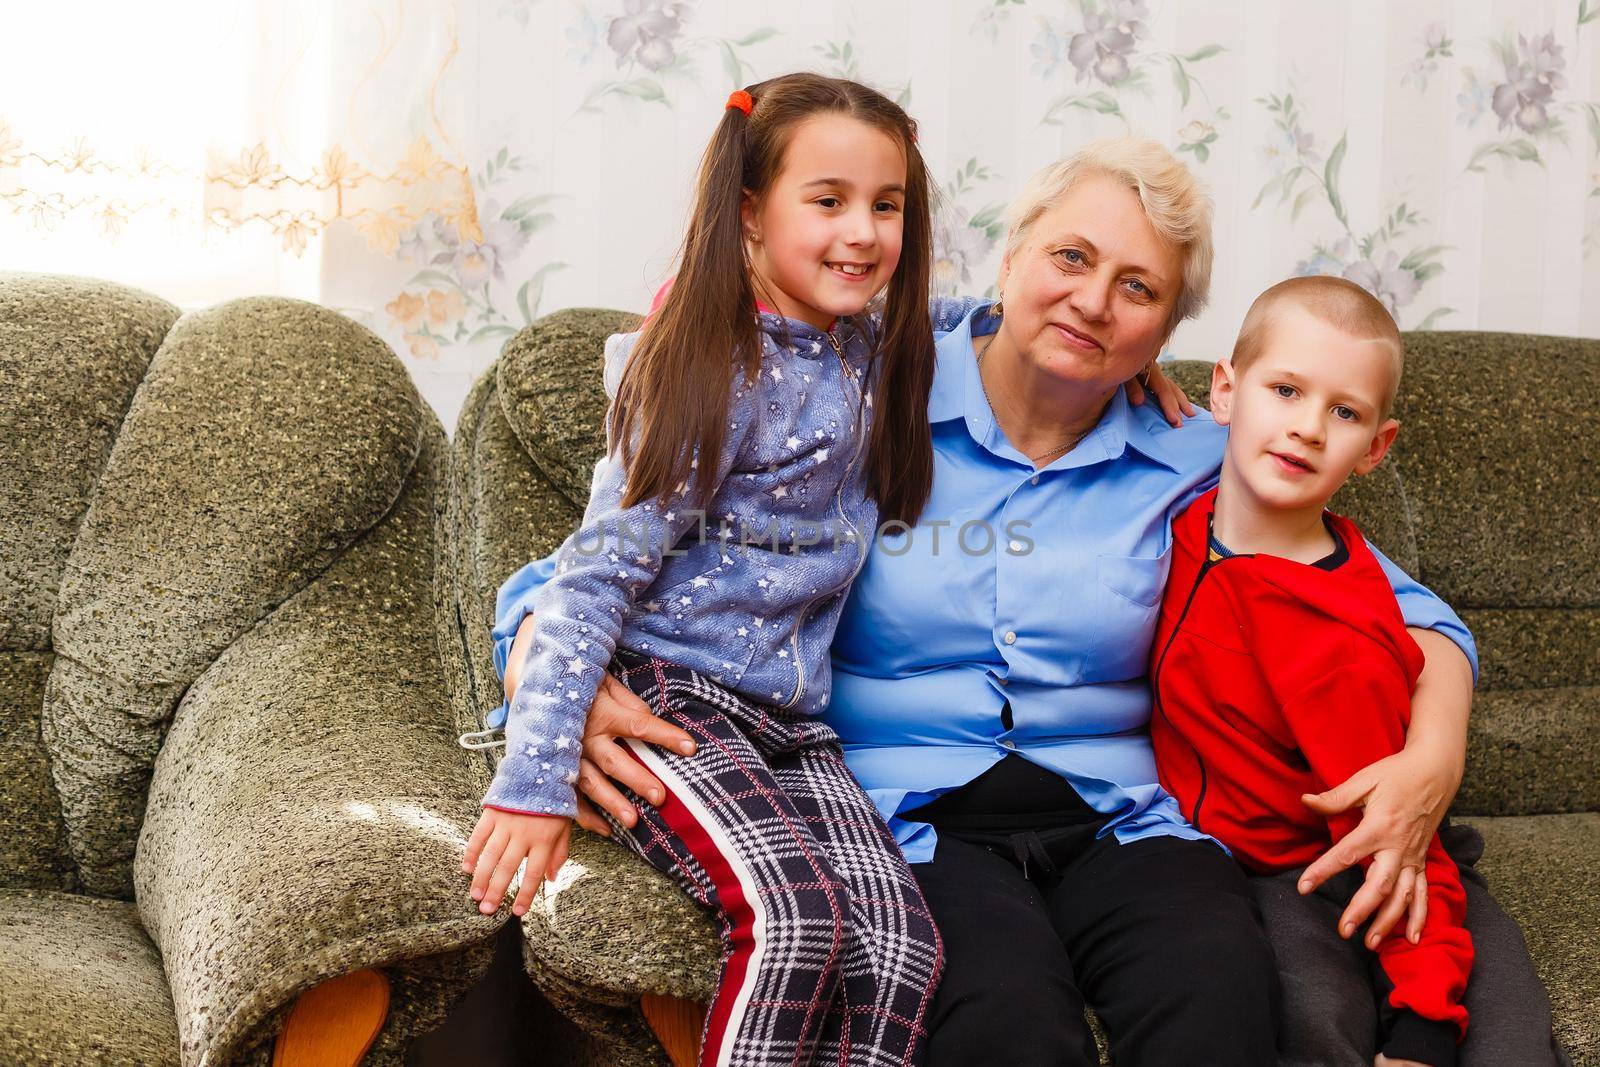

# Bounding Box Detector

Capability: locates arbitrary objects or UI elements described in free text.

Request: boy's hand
[461,807,572,917]
[1125,360,1197,427]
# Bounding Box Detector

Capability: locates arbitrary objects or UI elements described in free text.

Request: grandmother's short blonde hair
[1003,138,1215,328]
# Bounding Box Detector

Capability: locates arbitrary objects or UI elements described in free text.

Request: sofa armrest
[522,828,718,1005]
[133,426,501,1066]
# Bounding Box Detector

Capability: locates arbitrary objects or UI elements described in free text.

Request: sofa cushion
[1468,813,1599,1065]
[494,307,637,507]
[0,888,179,1066]
[0,651,75,891]
[44,296,425,898]
[1460,607,1600,693]
[0,273,177,651]
[1454,686,1600,816]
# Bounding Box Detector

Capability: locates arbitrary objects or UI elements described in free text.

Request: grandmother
[509,140,1529,1065]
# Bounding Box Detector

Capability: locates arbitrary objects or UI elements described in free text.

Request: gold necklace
[975,333,1088,465]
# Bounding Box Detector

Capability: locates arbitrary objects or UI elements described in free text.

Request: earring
[991,297,1003,317]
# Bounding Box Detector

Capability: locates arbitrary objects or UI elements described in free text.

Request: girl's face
[742,113,907,332]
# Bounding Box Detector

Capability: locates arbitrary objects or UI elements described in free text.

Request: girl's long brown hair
[610,72,938,527]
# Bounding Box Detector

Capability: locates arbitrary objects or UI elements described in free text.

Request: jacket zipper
[779,327,867,709]
[1150,552,1222,832]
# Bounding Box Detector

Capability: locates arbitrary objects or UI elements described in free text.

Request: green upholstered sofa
[451,309,1598,1065]
[0,273,515,1065]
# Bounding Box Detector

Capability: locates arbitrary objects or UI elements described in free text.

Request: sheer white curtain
[0,0,489,417]
[4,0,1596,430]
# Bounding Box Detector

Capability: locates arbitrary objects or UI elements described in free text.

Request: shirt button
[1000,739,1016,750]
[1003,630,1017,645]
[1008,539,1024,553]
[1030,475,1040,485]
[997,676,1009,686]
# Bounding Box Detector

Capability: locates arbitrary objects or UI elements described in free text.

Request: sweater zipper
[1150,552,1221,832]
[778,328,867,710]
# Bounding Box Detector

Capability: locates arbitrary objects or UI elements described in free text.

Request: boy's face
[1211,306,1400,513]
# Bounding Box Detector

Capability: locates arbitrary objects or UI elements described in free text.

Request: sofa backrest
[0,273,428,898]
[1,274,178,893]
[1378,331,1598,680]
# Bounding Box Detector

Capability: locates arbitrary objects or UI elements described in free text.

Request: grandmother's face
[997,174,1181,389]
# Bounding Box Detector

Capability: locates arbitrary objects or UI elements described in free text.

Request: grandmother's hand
[1297,744,1455,947]
[504,614,698,837]
[1125,360,1196,427]
[570,673,698,837]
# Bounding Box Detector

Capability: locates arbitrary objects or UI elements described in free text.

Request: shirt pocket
[1084,546,1174,684]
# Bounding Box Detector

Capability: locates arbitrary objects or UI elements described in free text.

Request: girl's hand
[1124,360,1196,427]
[462,808,573,917]
[1298,745,1453,946]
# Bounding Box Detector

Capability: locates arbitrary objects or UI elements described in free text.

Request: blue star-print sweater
[483,309,920,817]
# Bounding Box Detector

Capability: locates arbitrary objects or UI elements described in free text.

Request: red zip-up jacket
[1151,488,1472,1060]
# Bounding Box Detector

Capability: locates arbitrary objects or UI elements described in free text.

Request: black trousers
[907,754,1280,1067]
[1253,822,1565,1067]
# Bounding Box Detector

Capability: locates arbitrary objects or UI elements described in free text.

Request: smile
[1050,322,1103,351]
[826,262,873,279]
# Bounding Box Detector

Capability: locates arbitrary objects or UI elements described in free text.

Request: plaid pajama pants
[602,648,944,1067]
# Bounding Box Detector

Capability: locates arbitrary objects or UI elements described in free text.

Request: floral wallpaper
[2,0,1597,430]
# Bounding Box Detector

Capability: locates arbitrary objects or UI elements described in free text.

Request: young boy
[1150,275,1473,1067]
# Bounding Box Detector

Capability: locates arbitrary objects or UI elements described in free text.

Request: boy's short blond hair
[1231,275,1404,417]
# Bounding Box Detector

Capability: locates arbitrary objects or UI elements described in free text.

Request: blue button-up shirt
[820,303,1477,864]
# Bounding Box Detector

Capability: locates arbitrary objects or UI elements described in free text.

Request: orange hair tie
[725,89,753,116]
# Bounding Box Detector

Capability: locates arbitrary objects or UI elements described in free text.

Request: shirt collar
[927,301,991,424]
[928,299,1184,474]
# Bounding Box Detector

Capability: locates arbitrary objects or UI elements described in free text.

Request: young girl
[460,73,946,1066]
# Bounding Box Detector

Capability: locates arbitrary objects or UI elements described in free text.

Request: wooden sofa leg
[272,968,391,1067]
[641,993,706,1067]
